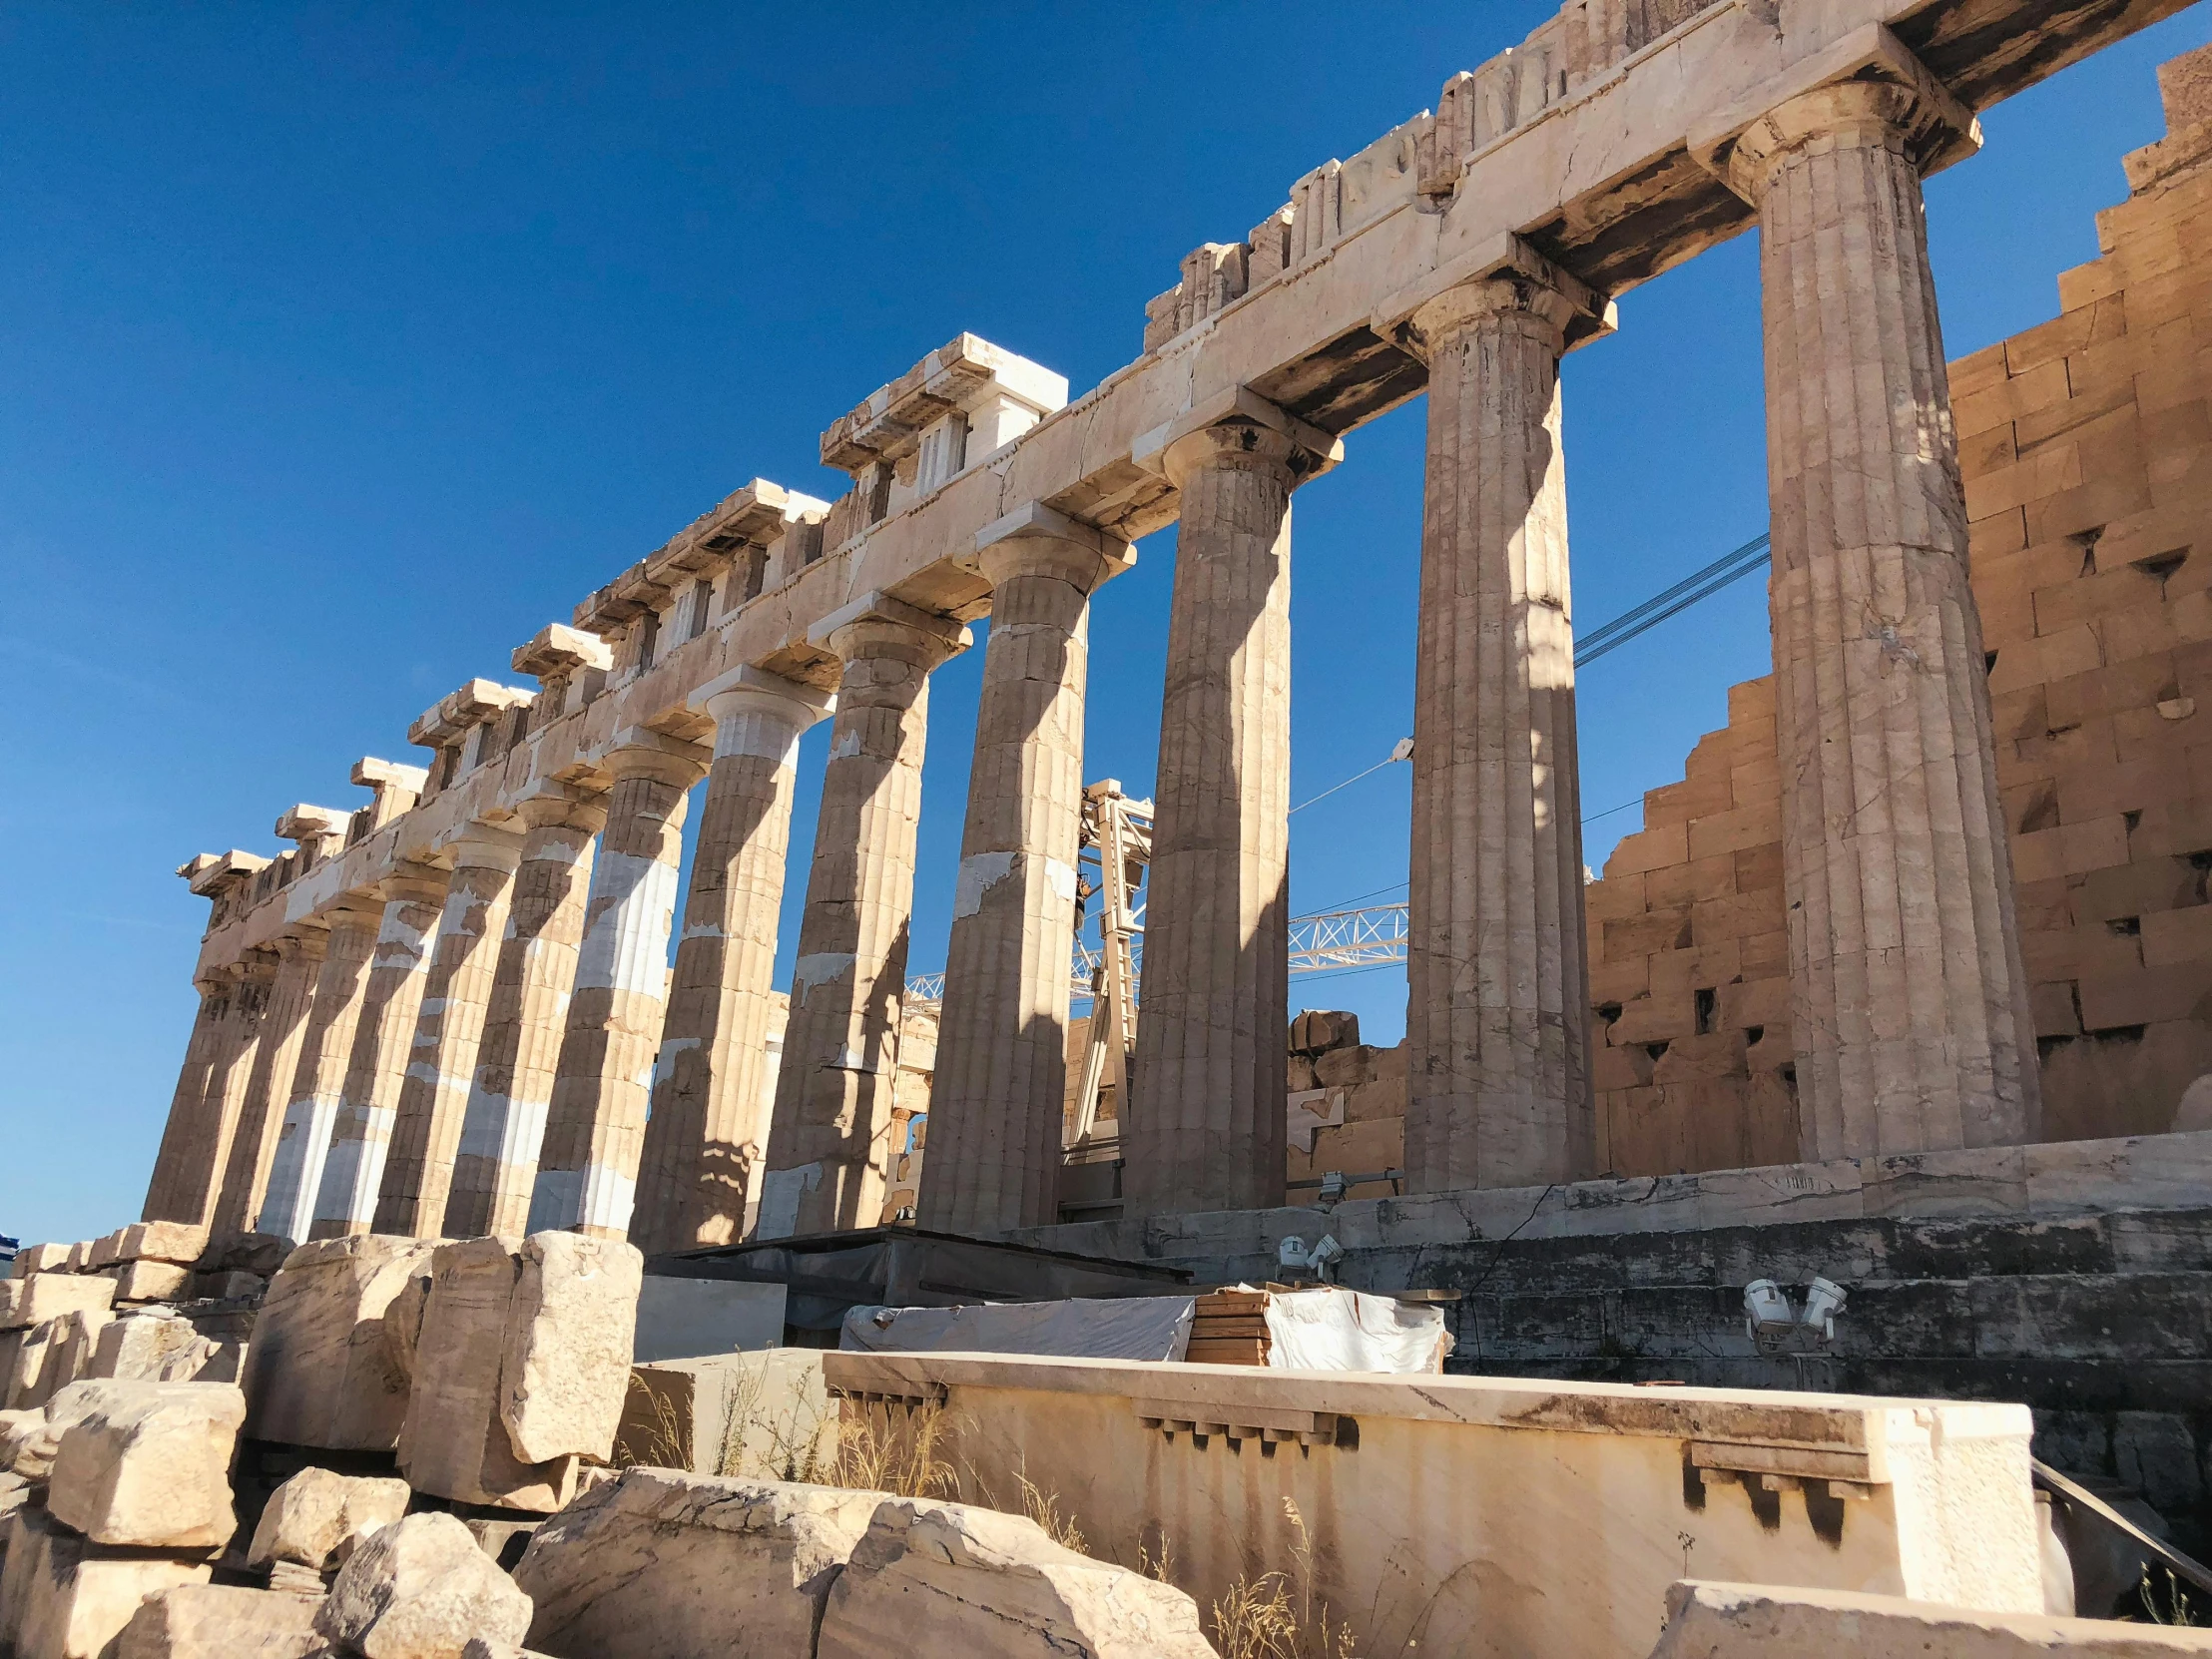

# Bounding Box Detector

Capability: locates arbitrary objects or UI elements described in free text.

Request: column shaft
[633,679,828,1255]
[442,797,605,1238]
[259,909,379,1243]
[1125,424,1301,1218]
[211,934,326,1236]
[163,961,276,1225]
[920,532,1116,1234]
[1744,82,2038,1156]
[757,606,964,1238]
[371,834,522,1236]
[1404,276,1594,1191]
[309,867,448,1238]
[143,983,226,1223]
[531,747,706,1240]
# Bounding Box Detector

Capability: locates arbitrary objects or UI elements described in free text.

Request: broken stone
[314,1511,534,1659]
[109,1261,194,1305]
[15,1311,117,1411]
[515,1468,882,1656]
[11,1246,75,1280]
[243,1235,440,1451]
[195,1233,292,1280]
[110,1225,214,1268]
[192,1270,270,1303]
[380,1268,432,1384]
[113,1582,324,1659]
[0,1505,213,1659]
[89,1315,233,1384]
[0,1408,45,1478]
[47,1380,246,1549]
[499,1233,642,1466]
[0,1275,116,1332]
[817,1495,1219,1659]
[248,1466,411,1572]
[462,1516,538,1572]
[1647,1578,2206,1658]
[460,1642,554,1659]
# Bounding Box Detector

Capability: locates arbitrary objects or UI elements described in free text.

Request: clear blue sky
[4,3,2207,1247]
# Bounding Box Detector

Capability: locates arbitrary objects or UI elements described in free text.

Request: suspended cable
[1576,531,1772,667]
[1289,735,1413,815]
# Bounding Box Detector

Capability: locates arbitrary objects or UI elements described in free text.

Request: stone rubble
[313,1511,535,1659]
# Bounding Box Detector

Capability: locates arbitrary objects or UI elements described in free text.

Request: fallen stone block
[0,1408,46,1478]
[500,1234,641,1467]
[110,1224,213,1268]
[191,1270,270,1304]
[109,1261,194,1305]
[0,1275,116,1332]
[314,1511,533,1659]
[194,1233,291,1281]
[0,1471,30,1524]
[7,1320,66,1411]
[0,1506,213,1659]
[17,1311,117,1411]
[613,1349,836,1479]
[243,1235,440,1450]
[60,1243,95,1275]
[11,1246,75,1280]
[1647,1579,2212,1657]
[249,1466,411,1573]
[516,1468,882,1657]
[817,1496,1219,1659]
[90,1315,234,1384]
[86,1232,130,1271]
[114,1582,324,1659]
[48,1380,246,1549]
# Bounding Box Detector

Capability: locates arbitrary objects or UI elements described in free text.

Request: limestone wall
[1586,76,2212,1173]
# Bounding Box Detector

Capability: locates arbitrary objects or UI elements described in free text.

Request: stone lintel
[805,589,971,658]
[408,679,535,752]
[513,622,615,684]
[1131,385,1345,485]
[178,849,272,896]
[1372,232,1616,355]
[821,332,1070,476]
[275,805,350,847]
[1688,24,1981,205]
[352,757,431,796]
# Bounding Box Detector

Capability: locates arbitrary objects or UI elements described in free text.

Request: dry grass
[1210,1499,1359,1659]
[829,1398,960,1500]
[618,1373,690,1470]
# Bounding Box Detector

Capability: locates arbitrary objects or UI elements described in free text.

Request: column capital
[603,730,713,792]
[514,780,610,836]
[376,859,450,907]
[690,664,836,733]
[1391,235,1613,360]
[972,502,1137,596]
[447,821,528,871]
[808,590,971,671]
[1134,385,1343,492]
[1690,24,1979,206]
[275,927,330,964]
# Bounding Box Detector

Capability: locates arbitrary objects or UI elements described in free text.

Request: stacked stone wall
[1586,115,2212,1174]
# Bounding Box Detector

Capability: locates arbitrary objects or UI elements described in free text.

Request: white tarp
[1263,1286,1452,1374]
[839,1295,1198,1361]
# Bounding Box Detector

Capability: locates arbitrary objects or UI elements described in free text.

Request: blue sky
[4,3,2208,1246]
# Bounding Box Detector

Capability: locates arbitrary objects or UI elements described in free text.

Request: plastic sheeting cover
[840,1295,1198,1361]
[1264,1287,1451,1374]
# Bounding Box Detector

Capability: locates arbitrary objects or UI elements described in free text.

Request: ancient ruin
[13,0,2212,1655]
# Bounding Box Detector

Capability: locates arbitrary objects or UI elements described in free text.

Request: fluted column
[259,905,380,1243]
[756,596,968,1239]
[442,788,607,1238]
[1124,395,1337,1219]
[1402,253,1605,1193]
[919,508,1133,1235]
[530,738,710,1239]
[169,957,278,1225]
[372,827,524,1236]
[1729,73,2037,1157]
[308,864,449,1238]
[632,670,833,1255]
[143,979,227,1223]
[212,932,325,1235]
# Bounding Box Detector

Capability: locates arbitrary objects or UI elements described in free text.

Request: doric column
[259,903,380,1243]
[755,595,968,1239]
[1715,49,2037,1156]
[632,668,833,1255]
[919,506,1134,1235]
[1400,245,1610,1193]
[211,932,326,1235]
[529,737,711,1240]
[441,787,608,1238]
[1123,391,1339,1219]
[307,863,449,1239]
[143,979,227,1223]
[371,827,525,1237]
